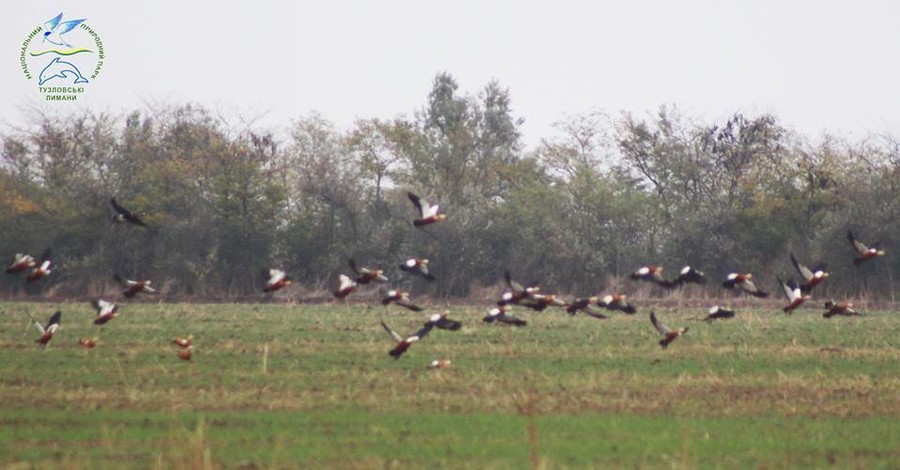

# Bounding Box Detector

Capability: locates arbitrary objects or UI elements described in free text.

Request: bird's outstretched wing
[650,311,670,335]
[380,320,402,342]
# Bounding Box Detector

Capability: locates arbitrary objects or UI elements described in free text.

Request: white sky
[2,1,898,149]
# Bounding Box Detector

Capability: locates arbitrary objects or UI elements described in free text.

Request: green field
[0,301,898,469]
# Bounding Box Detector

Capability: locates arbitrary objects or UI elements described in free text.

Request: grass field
[0,300,898,469]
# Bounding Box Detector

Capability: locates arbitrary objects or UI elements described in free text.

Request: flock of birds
[5,192,880,362]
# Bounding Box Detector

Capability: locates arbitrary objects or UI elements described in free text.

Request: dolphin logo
[38,57,89,86]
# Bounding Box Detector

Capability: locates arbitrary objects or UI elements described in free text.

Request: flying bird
[498,270,540,306]
[789,253,828,293]
[407,192,446,227]
[673,265,707,286]
[702,305,735,322]
[381,319,434,359]
[427,312,462,331]
[114,274,157,298]
[722,272,769,298]
[178,346,193,361]
[262,269,292,293]
[778,277,810,313]
[30,310,61,347]
[42,13,86,48]
[598,294,637,314]
[483,305,527,326]
[381,289,423,311]
[110,198,148,227]
[427,359,452,369]
[823,300,863,318]
[399,258,435,281]
[172,336,193,348]
[630,265,676,288]
[25,249,53,283]
[91,298,118,325]
[348,259,388,284]
[79,337,98,349]
[6,253,36,274]
[565,297,609,320]
[333,274,357,299]
[847,230,885,266]
[650,311,688,349]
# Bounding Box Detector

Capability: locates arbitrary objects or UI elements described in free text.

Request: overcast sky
[3,1,898,149]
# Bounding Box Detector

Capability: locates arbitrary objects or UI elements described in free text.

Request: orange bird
[381,320,434,359]
[483,306,527,326]
[30,310,61,347]
[630,265,676,288]
[779,277,810,313]
[722,272,769,298]
[823,300,863,318]
[91,298,119,325]
[789,253,828,293]
[847,230,885,266]
[650,311,688,349]
[407,192,446,227]
[333,274,357,299]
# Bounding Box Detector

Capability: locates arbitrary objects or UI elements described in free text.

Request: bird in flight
[847,230,885,266]
[30,310,61,347]
[110,198,148,227]
[91,298,118,325]
[789,253,828,293]
[630,265,676,289]
[262,269,292,293]
[673,265,707,286]
[381,319,434,359]
[483,305,527,326]
[114,274,157,298]
[407,192,446,227]
[702,305,735,322]
[399,258,435,281]
[43,13,86,48]
[650,311,688,349]
[722,272,769,298]
[25,249,53,283]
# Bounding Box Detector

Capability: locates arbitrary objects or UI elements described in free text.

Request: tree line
[2,72,898,301]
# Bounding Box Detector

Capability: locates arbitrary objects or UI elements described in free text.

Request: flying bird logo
[43,13,86,48]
